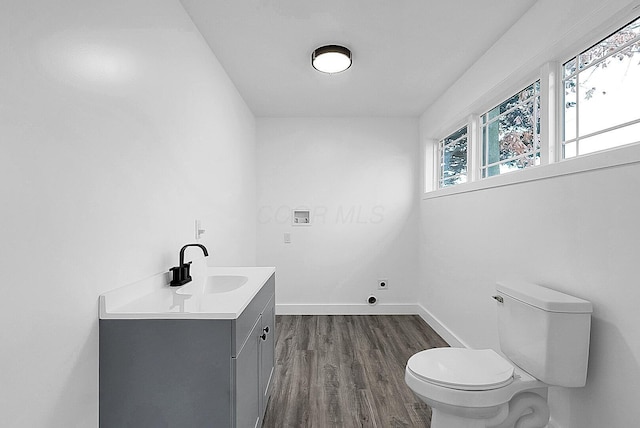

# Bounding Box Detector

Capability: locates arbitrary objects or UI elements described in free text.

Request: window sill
[422,143,640,200]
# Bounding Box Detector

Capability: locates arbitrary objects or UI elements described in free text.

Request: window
[480,81,541,177]
[438,125,468,188]
[426,13,640,196]
[562,16,640,158]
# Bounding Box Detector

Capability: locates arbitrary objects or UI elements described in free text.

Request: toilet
[405,281,592,428]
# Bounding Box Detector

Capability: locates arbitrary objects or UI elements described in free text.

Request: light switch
[195,220,205,240]
[284,232,291,244]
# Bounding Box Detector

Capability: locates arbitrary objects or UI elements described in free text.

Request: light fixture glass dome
[312,45,352,74]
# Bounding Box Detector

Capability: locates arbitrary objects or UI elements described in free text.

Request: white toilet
[405,281,592,428]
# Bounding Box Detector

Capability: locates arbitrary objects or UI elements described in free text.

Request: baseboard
[275,303,420,315]
[414,303,471,348]
[275,303,471,349]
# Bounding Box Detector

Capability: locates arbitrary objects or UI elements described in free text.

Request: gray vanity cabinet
[258,295,275,416]
[235,317,261,428]
[99,274,275,428]
[233,282,275,428]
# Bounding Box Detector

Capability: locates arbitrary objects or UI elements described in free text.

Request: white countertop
[99,266,275,320]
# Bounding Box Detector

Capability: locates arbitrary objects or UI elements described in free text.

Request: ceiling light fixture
[311,45,352,74]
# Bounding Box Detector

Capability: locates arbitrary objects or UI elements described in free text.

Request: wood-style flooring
[262,315,449,428]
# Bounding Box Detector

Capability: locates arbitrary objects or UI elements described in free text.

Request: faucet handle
[169,263,192,286]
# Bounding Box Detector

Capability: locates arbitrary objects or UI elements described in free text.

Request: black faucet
[169,244,209,286]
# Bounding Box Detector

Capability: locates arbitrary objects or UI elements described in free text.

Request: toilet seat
[407,348,514,391]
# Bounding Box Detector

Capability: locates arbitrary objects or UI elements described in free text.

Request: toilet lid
[407,348,514,391]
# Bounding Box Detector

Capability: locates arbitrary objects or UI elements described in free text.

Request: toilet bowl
[405,348,550,428]
[405,281,592,428]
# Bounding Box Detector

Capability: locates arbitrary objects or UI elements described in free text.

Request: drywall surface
[0,0,256,426]
[257,118,420,312]
[418,0,640,426]
[419,165,640,427]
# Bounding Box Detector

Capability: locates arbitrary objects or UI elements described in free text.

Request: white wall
[0,0,256,426]
[256,118,420,313]
[418,0,640,426]
[420,165,640,426]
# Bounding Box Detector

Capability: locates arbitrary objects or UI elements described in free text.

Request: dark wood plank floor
[262,315,449,428]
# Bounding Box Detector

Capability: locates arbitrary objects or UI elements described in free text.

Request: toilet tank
[495,281,592,387]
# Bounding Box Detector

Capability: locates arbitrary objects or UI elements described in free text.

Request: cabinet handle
[260,333,267,341]
[263,326,269,334]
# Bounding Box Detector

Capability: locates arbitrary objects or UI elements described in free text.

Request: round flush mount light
[311,45,352,74]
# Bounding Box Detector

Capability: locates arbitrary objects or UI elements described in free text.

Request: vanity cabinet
[234,293,275,428]
[236,278,276,427]
[258,295,275,418]
[99,273,275,428]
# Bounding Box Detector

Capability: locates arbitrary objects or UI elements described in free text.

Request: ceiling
[179,0,538,117]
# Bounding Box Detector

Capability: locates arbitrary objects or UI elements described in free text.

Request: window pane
[564,141,577,158]
[483,109,500,172]
[487,82,538,117]
[482,152,540,178]
[443,127,467,146]
[563,76,577,141]
[484,102,539,161]
[481,81,540,178]
[579,16,640,70]
[519,82,540,102]
[578,121,640,155]
[439,125,468,189]
[441,175,468,188]
[442,136,468,178]
[564,57,577,78]
[578,44,640,136]
[563,17,640,159]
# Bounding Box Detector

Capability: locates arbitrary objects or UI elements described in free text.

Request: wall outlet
[378,279,388,290]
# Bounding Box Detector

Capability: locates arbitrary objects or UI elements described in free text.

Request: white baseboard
[414,303,470,348]
[275,303,419,315]
[275,303,471,349]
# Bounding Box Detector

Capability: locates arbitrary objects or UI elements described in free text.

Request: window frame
[479,80,542,179]
[424,10,640,199]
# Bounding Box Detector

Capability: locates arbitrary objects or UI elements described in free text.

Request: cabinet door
[235,316,261,428]
[259,295,275,419]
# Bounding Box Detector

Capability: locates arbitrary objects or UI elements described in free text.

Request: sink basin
[176,275,248,295]
[204,275,248,293]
